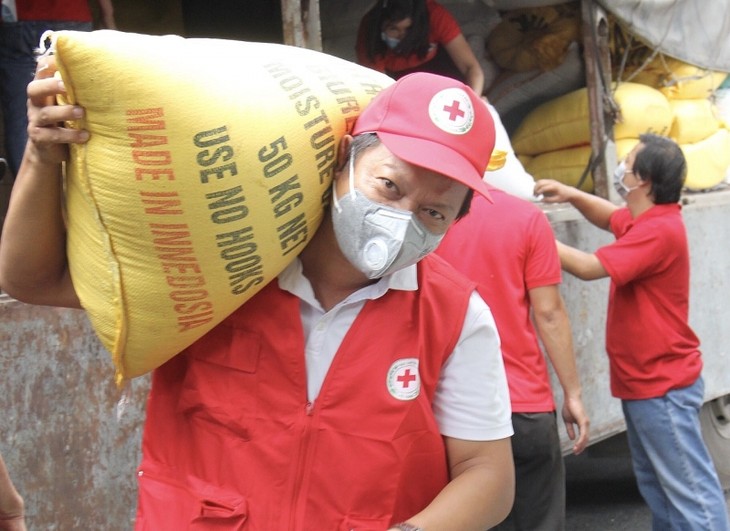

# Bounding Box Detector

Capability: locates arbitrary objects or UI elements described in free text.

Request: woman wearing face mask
[356,0,485,95]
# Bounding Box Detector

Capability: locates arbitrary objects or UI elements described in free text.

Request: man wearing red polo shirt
[535,133,729,531]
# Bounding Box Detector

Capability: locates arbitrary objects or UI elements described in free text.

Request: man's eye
[425,208,445,221]
[376,178,399,197]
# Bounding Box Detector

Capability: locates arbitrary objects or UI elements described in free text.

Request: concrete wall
[0,298,149,529]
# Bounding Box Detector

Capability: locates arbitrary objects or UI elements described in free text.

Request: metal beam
[280,0,322,51]
[581,0,618,200]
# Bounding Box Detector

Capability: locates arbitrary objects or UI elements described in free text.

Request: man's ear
[335,135,353,175]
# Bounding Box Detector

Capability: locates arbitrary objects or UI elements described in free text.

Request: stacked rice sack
[629,57,729,190]
[511,82,673,192]
[510,62,729,192]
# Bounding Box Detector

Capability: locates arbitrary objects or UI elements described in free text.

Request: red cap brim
[376,131,493,202]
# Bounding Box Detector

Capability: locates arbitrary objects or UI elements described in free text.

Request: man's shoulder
[419,253,475,293]
[631,203,685,233]
[486,188,544,215]
[490,191,554,237]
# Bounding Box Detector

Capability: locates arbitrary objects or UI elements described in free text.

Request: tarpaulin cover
[596,0,730,72]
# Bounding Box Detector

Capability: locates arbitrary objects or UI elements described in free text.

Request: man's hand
[561,395,590,455]
[0,512,26,531]
[533,179,575,204]
[25,55,89,167]
[0,454,26,531]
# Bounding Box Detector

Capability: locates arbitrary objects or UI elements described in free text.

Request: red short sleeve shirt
[437,190,561,412]
[595,204,702,399]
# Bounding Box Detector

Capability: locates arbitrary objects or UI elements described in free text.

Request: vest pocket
[177,324,263,435]
[137,466,248,529]
[186,323,261,373]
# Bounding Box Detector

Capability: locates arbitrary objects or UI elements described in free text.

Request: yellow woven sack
[52,30,393,384]
[669,99,721,144]
[524,145,593,192]
[681,128,730,190]
[524,138,638,192]
[511,89,590,156]
[612,83,673,140]
[512,83,672,156]
[629,58,726,100]
[615,138,641,161]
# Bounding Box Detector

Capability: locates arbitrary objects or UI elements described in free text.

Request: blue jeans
[0,20,91,177]
[622,377,730,531]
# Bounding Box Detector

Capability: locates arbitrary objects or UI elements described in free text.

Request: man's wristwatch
[391,523,424,531]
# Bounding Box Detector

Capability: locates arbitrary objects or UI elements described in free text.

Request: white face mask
[613,161,638,199]
[331,152,444,279]
[381,31,400,49]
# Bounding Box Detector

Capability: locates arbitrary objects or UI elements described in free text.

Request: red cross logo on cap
[429,87,474,135]
[442,100,466,122]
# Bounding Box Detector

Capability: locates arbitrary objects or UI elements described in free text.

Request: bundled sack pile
[486,3,580,73]
[622,55,729,190]
[510,20,730,193]
[511,82,673,192]
[484,2,585,133]
[50,30,393,385]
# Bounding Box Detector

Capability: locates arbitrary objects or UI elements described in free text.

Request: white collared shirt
[278,260,513,441]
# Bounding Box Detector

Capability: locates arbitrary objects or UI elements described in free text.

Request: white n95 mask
[381,32,401,49]
[613,161,637,199]
[331,153,444,279]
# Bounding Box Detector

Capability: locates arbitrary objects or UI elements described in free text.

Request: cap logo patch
[387,358,421,401]
[428,88,474,135]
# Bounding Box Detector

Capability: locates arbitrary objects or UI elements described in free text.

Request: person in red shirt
[535,134,730,530]
[437,187,589,531]
[0,0,115,179]
[356,0,484,95]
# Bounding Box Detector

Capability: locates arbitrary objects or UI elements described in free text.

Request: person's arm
[387,292,514,530]
[389,437,514,530]
[93,0,116,29]
[534,179,617,231]
[0,453,26,531]
[556,241,608,281]
[443,33,484,95]
[0,56,82,308]
[528,285,589,454]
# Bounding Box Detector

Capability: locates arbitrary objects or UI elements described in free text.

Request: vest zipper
[289,400,318,530]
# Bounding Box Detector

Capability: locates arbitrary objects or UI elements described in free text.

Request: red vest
[135,256,474,530]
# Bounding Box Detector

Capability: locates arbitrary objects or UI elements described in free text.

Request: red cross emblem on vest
[387,358,421,401]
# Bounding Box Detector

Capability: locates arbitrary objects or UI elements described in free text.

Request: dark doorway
[181,0,283,43]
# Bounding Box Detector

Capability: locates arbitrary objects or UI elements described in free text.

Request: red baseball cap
[352,72,495,200]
